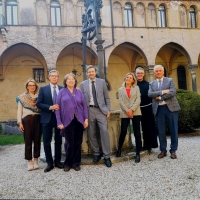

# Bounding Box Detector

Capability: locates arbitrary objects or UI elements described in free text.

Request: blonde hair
[25,78,39,94]
[124,72,136,86]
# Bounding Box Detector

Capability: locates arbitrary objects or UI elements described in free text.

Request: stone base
[39,148,148,165]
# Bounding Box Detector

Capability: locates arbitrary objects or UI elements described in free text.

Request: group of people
[16,64,180,172]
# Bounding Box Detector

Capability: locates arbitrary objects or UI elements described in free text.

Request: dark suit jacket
[148,77,180,115]
[80,78,110,115]
[36,84,63,124]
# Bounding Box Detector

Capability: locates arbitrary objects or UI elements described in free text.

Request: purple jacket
[55,88,88,136]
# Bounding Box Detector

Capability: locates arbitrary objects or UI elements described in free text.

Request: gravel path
[0,136,200,200]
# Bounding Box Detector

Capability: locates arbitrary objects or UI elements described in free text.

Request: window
[124,3,133,27]
[50,0,62,26]
[180,5,187,27]
[6,0,18,25]
[189,6,196,28]
[77,1,85,25]
[158,5,166,27]
[177,66,187,89]
[33,69,45,82]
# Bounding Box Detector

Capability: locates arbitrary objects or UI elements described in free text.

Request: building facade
[0,0,200,122]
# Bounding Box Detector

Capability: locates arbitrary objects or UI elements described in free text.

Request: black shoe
[135,154,140,163]
[116,149,121,157]
[54,161,63,169]
[104,158,112,167]
[63,166,70,172]
[93,155,101,163]
[74,166,81,171]
[44,164,54,173]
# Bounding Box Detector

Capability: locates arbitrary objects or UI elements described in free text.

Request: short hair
[86,65,97,72]
[63,73,78,88]
[124,72,136,86]
[25,78,39,94]
[154,65,164,72]
[136,67,145,73]
[48,69,59,76]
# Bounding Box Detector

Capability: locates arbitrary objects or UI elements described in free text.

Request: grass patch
[0,134,24,145]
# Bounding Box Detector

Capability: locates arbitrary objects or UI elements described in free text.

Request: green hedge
[176,89,200,132]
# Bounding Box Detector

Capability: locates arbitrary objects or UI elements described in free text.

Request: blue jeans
[156,106,178,153]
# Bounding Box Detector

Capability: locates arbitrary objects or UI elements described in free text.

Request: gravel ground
[0,136,200,200]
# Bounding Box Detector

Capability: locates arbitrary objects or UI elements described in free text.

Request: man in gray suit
[148,65,180,159]
[80,65,112,167]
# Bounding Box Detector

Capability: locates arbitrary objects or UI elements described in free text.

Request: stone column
[197,10,200,28]
[188,64,198,92]
[146,65,155,82]
[145,7,148,27]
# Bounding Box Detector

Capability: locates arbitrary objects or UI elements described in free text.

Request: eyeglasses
[50,75,59,78]
[28,85,36,87]
[136,72,144,74]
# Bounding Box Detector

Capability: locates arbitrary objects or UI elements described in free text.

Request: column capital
[188,64,198,74]
[146,65,155,82]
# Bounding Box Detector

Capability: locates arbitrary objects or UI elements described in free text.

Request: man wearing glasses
[37,70,63,172]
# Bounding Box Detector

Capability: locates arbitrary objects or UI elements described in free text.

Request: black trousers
[118,116,142,154]
[141,106,158,149]
[63,117,83,168]
[42,113,62,165]
[22,115,42,160]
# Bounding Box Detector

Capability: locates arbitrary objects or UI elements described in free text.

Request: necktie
[53,86,57,104]
[158,80,163,103]
[92,81,98,107]
[158,80,162,90]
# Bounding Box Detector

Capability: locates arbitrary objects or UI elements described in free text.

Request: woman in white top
[16,78,41,171]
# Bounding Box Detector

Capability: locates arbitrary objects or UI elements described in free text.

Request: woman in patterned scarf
[16,78,41,171]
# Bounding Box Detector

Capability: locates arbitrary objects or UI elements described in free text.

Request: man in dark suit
[148,65,180,159]
[80,65,112,167]
[37,69,63,172]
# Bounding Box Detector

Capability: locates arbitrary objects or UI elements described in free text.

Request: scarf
[16,92,40,113]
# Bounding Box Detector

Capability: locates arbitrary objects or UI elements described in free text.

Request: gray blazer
[118,83,141,118]
[148,77,181,115]
[80,78,110,115]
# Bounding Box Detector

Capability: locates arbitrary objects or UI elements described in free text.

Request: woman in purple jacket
[55,73,88,172]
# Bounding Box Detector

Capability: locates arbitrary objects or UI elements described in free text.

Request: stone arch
[155,42,192,89]
[106,42,148,109]
[56,42,98,83]
[0,42,48,81]
[0,43,48,121]
[180,4,187,27]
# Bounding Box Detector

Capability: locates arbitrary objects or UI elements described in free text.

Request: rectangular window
[33,69,45,82]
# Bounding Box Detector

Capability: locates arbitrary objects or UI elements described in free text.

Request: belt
[89,105,99,108]
[159,104,167,107]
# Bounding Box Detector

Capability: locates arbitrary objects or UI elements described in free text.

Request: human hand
[50,104,60,111]
[58,124,64,129]
[84,119,88,129]
[154,97,160,101]
[106,111,110,118]
[163,89,170,94]
[19,123,24,132]
[126,109,133,118]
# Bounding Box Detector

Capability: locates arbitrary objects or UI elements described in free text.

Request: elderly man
[37,70,63,172]
[148,65,180,159]
[80,65,112,167]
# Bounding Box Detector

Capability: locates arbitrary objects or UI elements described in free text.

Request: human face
[66,76,75,88]
[154,66,164,79]
[87,68,96,80]
[49,72,59,85]
[136,69,144,81]
[125,74,134,87]
[27,81,37,94]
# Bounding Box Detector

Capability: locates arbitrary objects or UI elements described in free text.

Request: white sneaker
[34,158,39,170]
[27,160,34,171]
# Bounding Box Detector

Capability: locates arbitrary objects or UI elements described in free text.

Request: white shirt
[50,83,59,102]
[156,77,166,105]
[89,78,96,106]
